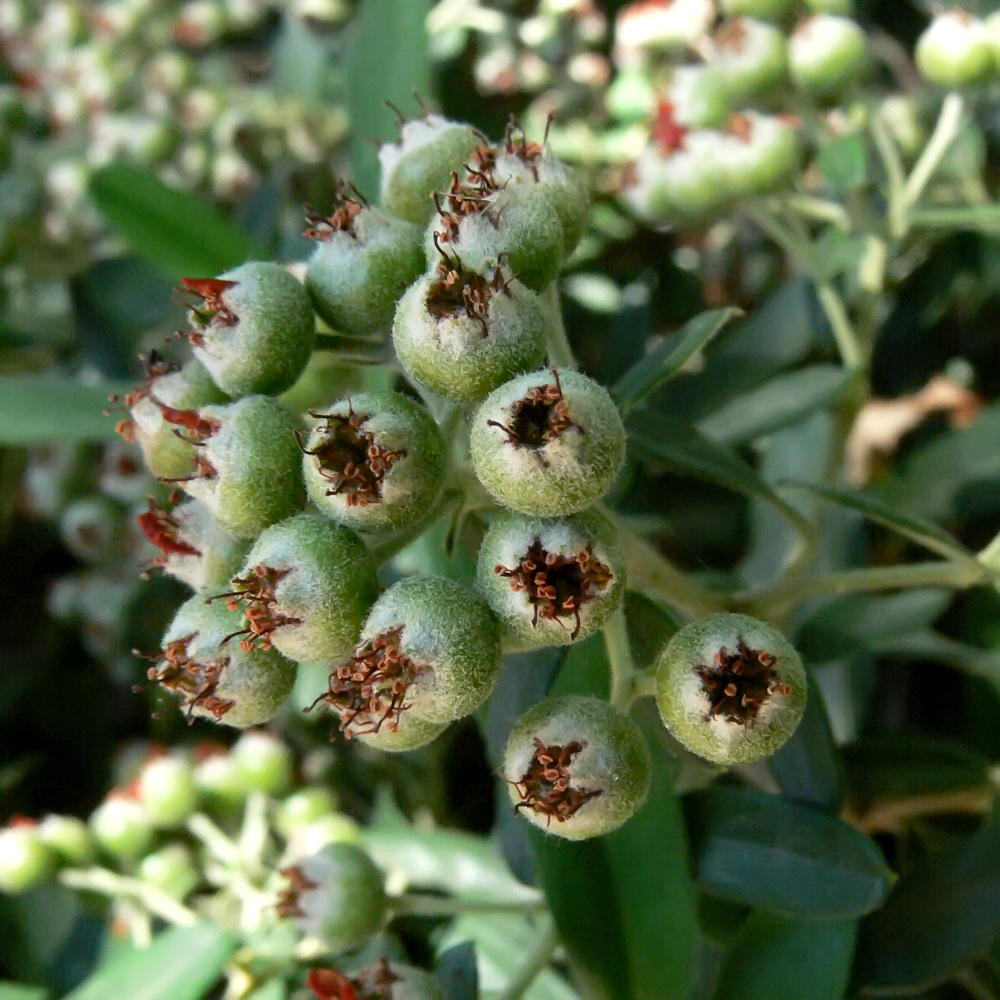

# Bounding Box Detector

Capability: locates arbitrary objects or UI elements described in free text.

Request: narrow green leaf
[818,133,868,191]
[781,481,973,563]
[347,0,432,200]
[89,164,262,277]
[769,691,844,813]
[627,412,811,533]
[696,365,850,446]
[714,912,856,1000]
[0,984,49,1000]
[611,307,741,414]
[63,924,236,1000]
[688,786,893,919]
[855,817,1000,994]
[0,375,129,444]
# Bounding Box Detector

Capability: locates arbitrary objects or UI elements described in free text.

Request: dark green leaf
[714,912,856,1000]
[89,164,262,278]
[627,412,811,533]
[273,13,330,103]
[611,308,741,414]
[697,365,850,446]
[855,817,1000,994]
[818,133,868,191]
[687,786,893,919]
[348,0,432,199]
[781,481,973,562]
[0,375,129,444]
[64,924,236,1000]
[436,942,478,1000]
[769,691,844,812]
[0,984,49,1000]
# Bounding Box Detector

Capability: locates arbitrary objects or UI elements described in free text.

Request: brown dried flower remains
[276,864,317,919]
[299,405,404,507]
[304,183,367,240]
[210,564,301,652]
[179,277,239,347]
[495,539,613,640]
[695,640,792,725]
[487,369,583,455]
[426,236,514,335]
[511,737,601,823]
[145,633,234,722]
[306,959,400,1000]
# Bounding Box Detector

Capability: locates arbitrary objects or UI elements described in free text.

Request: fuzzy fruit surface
[392,260,548,403]
[281,842,386,952]
[915,13,995,89]
[226,513,379,663]
[153,595,297,728]
[789,15,869,97]
[471,368,626,516]
[305,204,423,337]
[712,17,788,105]
[302,392,445,534]
[0,826,54,894]
[319,575,502,743]
[720,0,795,22]
[231,732,294,796]
[181,395,305,539]
[188,263,315,398]
[137,755,198,827]
[655,612,807,764]
[88,798,154,860]
[476,508,625,647]
[504,695,651,840]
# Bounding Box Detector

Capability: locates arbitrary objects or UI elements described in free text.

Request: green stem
[59,867,198,926]
[900,92,964,218]
[541,283,576,369]
[313,330,389,365]
[187,812,242,866]
[633,672,657,700]
[870,114,906,236]
[604,606,637,710]
[956,968,999,1000]
[782,194,851,230]
[497,920,559,1000]
[388,894,546,918]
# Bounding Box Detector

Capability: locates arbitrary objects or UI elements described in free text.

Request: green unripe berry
[503,695,650,840]
[231,732,295,796]
[724,113,802,197]
[58,495,124,564]
[137,497,248,592]
[318,576,502,742]
[302,394,445,534]
[788,15,869,97]
[804,0,853,13]
[613,0,715,53]
[152,596,297,728]
[915,12,994,89]
[424,170,564,293]
[174,395,305,539]
[606,70,657,124]
[181,265,315,398]
[285,813,363,857]
[476,509,625,647]
[281,842,386,952]
[37,815,93,866]
[137,755,199,827]
[379,113,480,225]
[0,825,55,893]
[393,254,548,403]
[720,0,794,20]
[304,192,424,337]
[138,844,199,898]
[223,514,379,663]
[663,65,730,129]
[194,749,250,809]
[471,368,626,516]
[712,18,788,105]
[126,358,227,481]
[275,788,338,839]
[655,612,807,764]
[89,797,154,860]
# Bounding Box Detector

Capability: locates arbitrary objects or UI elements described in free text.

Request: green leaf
[0,375,130,444]
[246,980,287,1000]
[63,924,236,1000]
[817,133,868,191]
[347,0,432,200]
[0,984,49,1000]
[697,365,850,446]
[89,164,262,278]
[769,691,844,813]
[611,307,741,414]
[714,912,856,1000]
[780,481,973,563]
[627,411,811,533]
[530,644,697,1000]
[855,817,1000,994]
[687,786,893,919]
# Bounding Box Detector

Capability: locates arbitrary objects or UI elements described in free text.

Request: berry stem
[313,331,390,365]
[898,92,964,228]
[58,866,198,926]
[187,812,242,866]
[604,606,638,710]
[540,283,576,370]
[388,893,546,917]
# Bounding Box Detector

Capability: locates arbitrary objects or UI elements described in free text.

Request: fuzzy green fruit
[655,612,807,764]
[712,17,788,105]
[471,368,626,516]
[789,15,869,97]
[231,732,295,796]
[504,695,651,840]
[88,798,154,860]
[0,825,55,894]
[916,12,994,89]
[137,754,199,827]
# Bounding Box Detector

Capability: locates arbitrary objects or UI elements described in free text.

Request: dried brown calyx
[137,497,201,569]
[316,628,427,737]
[495,539,613,640]
[155,404,220,483]
[433,167,503,245]
[144,634,234,722]
[487,370,584,454]
[107,351,180,442]
[276,864,317,919]
[695,640,792,725]
[652,100,688,157]
[511,736,601,824]
[210,564,301,652]
[299,405,403,506]
[304,184,367,240]
[307,959,400,1000]
[178,277,239,346]
[471,115,553,181]
[426,236,514,335]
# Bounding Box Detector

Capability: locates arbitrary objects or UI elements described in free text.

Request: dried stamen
[107,350,180,441]
[307,959,400,1000]
[652,100,688,156]
[426,237,514,335]
[495,539,613,641]
[510,737,601,824]
[487,369,583,456]
[304,183,368,240]
[137,498,201,568]
[433,166,504,246]
[209,564,300,652]
[144,633,234,722]
[276,864,318,919]
[299,404,403,506]
[695,640,792,725]
[179,277,240,338]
